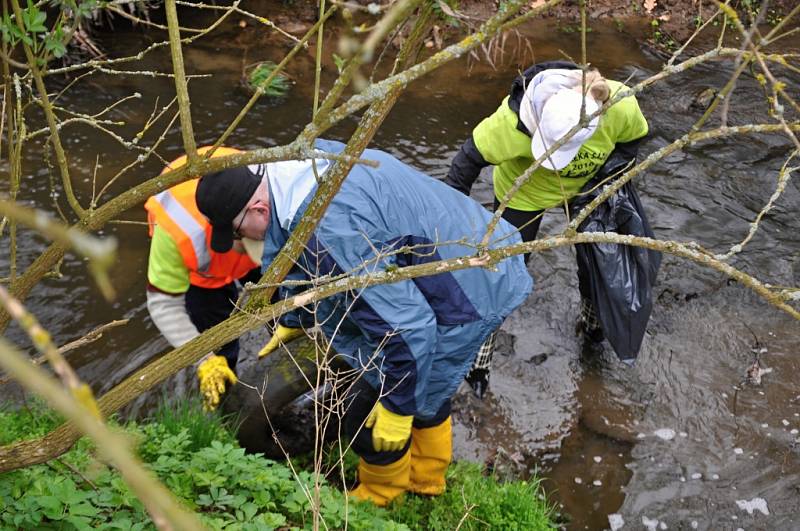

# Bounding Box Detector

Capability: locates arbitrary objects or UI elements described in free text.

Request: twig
[566,126,800,234]
[715,152,797,260]
[164,0,198,160]
[304,0,572,140]
[95,108,181,205]
[0,319,130,386]
[454,500,478,530]
[0,80,5,164]
[208,5,337,156]
[53,457,99,490]
[106,219,150,226]
[0,199,116,299]
[309,0,328,187]
[720,3,800,151]
[46,0,244,78]
[310,0,424,126]
[667,7,723,67]
[0,284,83,393]
[9,0,85,219]
[720,4,762,126]
[58,319,130,356]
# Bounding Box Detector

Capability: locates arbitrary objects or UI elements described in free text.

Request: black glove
[465,331,498,399]
[465,368,490,399]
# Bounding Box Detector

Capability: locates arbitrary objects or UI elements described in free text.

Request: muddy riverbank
[259,0,797,52]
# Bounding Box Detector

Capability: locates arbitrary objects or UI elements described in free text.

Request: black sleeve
[593,137,645,181]
[612,138,643,165]
[444,135,491,196]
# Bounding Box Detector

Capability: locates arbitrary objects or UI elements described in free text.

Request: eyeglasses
[232,207,249,240]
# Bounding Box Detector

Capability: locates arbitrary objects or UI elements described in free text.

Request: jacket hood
[508,60,579,136]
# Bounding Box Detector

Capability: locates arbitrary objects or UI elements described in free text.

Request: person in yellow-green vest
[446,61,649,391]
[144,147,261,411]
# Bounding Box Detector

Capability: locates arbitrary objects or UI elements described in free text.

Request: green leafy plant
[556,22,593,34]
[0,399,63,445]
[0,399,410,530]
[386,462,555,530]
[1,398,555,529]
[245,61,292,98]
[332,53,346,75]
[649,19,676,50]
[431,0,461,28]
[0,0,99,62]
[146,394,237,452]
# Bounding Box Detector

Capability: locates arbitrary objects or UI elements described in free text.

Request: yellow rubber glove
[197,355,237,412]
[365,402,414,452]
[258,324,305,358]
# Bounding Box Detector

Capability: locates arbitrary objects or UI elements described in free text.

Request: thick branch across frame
[2,197,798,471]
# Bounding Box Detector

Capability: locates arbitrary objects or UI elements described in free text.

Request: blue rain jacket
[262,140,532,418]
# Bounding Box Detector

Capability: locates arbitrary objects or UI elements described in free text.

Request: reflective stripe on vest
[151,188,212,273]
[145,146,259,289]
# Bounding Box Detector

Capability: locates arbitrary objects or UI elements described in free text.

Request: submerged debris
[244,61,292,98]
[608,513,624,530]
[642,515,666,530]
[654,428,676,440]
[689,87,718,111]
[745,358,773,385]
[736,497,770,516]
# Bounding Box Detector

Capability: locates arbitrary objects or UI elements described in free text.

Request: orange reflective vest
[144,147,259,289]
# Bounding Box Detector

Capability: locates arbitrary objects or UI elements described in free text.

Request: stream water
[1,5,799,530]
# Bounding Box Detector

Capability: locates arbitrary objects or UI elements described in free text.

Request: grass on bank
[0,398,554,530]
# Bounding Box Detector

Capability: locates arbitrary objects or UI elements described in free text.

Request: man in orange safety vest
[144,147,261,411]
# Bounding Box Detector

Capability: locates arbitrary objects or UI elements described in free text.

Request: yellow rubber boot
[348,451,410,507]
[409,416,452,496]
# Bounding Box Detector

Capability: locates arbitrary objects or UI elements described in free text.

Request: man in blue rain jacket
[196,139,532,506]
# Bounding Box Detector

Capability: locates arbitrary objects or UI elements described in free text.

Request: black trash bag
[569,151,662,363]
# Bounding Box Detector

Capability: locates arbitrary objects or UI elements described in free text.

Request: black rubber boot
[577,298,604,360]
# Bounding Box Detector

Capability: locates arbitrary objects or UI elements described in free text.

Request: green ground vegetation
[387,461,553,530]
[0,398,554,530]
